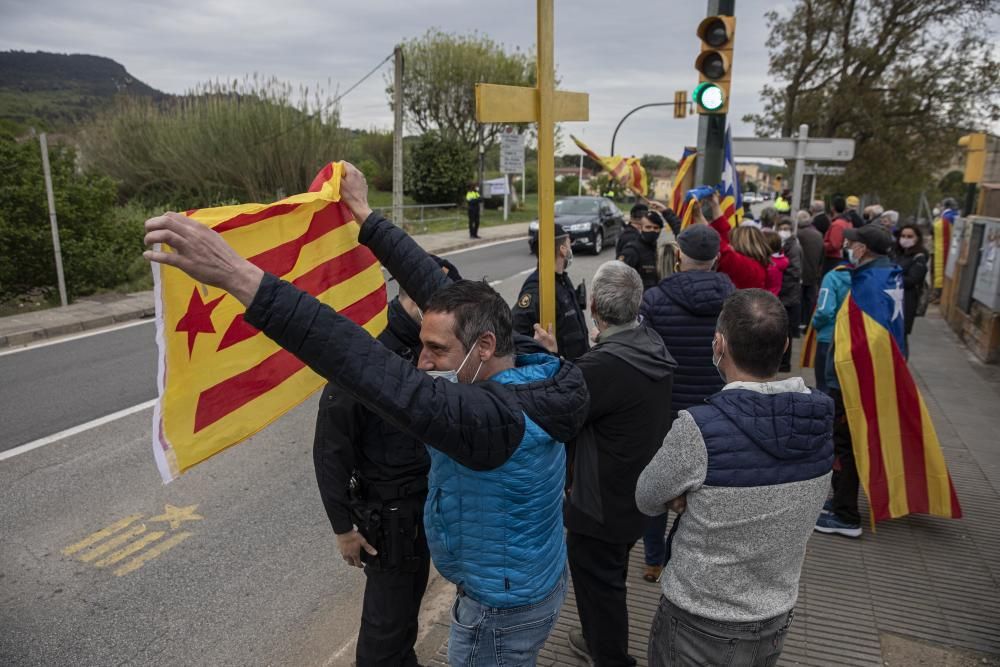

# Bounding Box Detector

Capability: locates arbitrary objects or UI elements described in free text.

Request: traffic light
[958,132,987,183]
[673,90,688,119]
[694,15,736,114]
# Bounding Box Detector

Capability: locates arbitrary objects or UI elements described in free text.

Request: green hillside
[0,51,166,132]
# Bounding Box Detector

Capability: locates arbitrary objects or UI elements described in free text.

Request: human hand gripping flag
[150,162,387,482]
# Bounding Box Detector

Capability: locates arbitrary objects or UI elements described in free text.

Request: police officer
[465,184,482,239]
[616,203,647,258]
[512,224,590,360]
[619,210,664,290]
[313,259,460,667]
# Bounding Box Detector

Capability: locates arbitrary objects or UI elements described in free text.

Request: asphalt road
[0,236,608,666]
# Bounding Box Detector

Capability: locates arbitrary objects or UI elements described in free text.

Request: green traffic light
[692,82,725,111]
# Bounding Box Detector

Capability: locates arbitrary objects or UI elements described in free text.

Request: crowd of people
[141,164,938,667]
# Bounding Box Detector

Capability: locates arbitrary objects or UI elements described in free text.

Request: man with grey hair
[536,260,676,666]
[810,199,830,236]
[796,208,825,329]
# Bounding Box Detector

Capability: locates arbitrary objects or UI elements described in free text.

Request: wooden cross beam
[474,0,589,337]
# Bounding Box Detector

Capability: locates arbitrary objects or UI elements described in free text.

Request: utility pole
[578,153,583,196]
[791,123,808,213]
[39,132,68,307]
[392,46,404,226]
[694,0,734,186]
[478,125,485,214]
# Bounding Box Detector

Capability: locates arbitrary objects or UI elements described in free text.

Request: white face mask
[899,237,916,249]
[712,334,726,382]
[425,343,482,384]
[778,230,792,242]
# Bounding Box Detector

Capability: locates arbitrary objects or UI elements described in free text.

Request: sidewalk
[421,307,1000,666]
[0,222,529,349]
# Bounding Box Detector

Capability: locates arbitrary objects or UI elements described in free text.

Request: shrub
[404,131,475,204]
[0,135,144,301]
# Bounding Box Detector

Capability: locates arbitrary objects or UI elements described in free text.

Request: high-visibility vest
[466,190,481,202]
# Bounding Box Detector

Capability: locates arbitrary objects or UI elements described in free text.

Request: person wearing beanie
[639,223,736,583]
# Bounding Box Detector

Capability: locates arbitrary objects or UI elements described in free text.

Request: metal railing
[392,202,465,234]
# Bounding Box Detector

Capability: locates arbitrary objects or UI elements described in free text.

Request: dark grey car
[528,196,624,255]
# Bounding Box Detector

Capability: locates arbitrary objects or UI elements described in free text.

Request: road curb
[422,232,528,257]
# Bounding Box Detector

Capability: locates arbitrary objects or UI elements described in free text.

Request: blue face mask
[425,344,482,384]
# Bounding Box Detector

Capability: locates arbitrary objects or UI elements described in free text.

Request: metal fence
[392,202,466,234]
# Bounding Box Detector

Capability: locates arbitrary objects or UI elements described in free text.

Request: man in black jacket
[615,203,647,257]
[512,224,590,360]
[314,261,459,667]
[619,210,664,290]
[142,163,590,666]
[536,260,676,666]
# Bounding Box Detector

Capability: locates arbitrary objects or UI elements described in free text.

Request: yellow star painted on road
[148,504,203,530]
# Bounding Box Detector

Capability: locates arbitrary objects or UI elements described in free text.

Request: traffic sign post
[732,128,855,211]
[499,128,526,221]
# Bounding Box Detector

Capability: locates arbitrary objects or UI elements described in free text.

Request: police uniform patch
[518,293,532,308]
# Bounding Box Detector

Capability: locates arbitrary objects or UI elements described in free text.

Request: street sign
[500,128,526,174]
[804,165,847,176]
[732,137,855,161]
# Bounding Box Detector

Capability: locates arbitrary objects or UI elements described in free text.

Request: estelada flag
[151,162,387,483]
[799,322,817,369]
[833,263,961,523]
[670,148,698,230]
[719,125,744,229]
[571,135,648,196]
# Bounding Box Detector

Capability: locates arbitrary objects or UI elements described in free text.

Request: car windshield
[555,199,600,216]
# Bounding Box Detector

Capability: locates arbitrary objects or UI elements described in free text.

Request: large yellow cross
[474,0,589,335]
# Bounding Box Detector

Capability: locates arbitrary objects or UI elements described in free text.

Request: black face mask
[641,230,660,246]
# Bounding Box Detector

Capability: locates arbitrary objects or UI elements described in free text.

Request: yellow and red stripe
[799,322,817,369]
[933,216,951,290]
[153,162,386,482]
[833,297,962,523]
[571,135,648,196]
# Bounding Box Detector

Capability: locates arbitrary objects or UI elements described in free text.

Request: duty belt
[364,476,428,502]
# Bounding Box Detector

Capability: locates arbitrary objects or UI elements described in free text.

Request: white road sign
[804,165,848,176]
[500,129,525,173]
[732,137,856,161]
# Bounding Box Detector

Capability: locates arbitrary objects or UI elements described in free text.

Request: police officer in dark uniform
[619,210,664,290]
[313,259,461,667]
[615,203,647,258]
[512,224,590,360]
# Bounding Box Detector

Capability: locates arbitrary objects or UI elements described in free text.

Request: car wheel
[592,230,604,255]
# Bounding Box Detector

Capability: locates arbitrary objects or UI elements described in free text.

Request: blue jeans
[643,513,670,566]
[448,567,568,666]
[814,342,830,395]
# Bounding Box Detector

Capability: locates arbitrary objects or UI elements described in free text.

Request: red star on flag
[175,287,225,356]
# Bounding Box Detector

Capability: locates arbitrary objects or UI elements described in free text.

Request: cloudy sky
[1,0,787,158]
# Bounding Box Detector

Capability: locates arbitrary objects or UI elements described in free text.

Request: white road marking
[0,399,156,462]
[438,236,526,256]
[0,318,153,358]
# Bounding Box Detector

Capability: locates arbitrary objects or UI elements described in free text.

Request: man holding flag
[815,224,961,537]
[143,163,591,665]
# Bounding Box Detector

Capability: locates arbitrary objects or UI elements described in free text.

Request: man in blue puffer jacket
[637,224,735,582]
[142,163,590,667]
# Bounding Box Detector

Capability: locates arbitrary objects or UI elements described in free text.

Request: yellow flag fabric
[151,162,387,482]
[571,135,648,196]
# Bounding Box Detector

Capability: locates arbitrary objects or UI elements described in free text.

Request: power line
[253,51,394,146]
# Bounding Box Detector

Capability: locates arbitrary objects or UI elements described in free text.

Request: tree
[745,0,1000,210]
[640,154,678,172]
[404,131,475,204]
[391,29,535,150]
[0,134,141,301]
